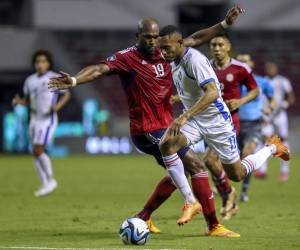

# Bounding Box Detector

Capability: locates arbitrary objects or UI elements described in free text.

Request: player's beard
[138,45,156,58]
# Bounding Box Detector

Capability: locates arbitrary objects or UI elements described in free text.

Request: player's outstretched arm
[48,64,110,90]
[51,91,71,113]
[183,5,244,48]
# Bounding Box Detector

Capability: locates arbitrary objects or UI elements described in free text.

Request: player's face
[35,55,50,75]
[159,35,182,62]
[265,63,278,77]
[137,31,159,57]
[210,37,231,61]
[237,54,254,68]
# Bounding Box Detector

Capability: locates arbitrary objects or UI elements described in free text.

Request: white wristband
[71,77,77,87]
[221,20,230,29]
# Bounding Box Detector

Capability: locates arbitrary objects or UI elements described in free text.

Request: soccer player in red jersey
[203,35,259,219]
[49,7,244,236]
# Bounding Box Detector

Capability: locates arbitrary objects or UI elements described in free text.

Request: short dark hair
[32,49,53,69]
[159,25,182,37]
[211,33,231,43]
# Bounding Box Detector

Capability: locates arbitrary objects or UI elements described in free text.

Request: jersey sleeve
[240,66,257,91]
[185,53,217,87]
[261,78,273,98]
[282,77,292,93]
[102,51,131,74]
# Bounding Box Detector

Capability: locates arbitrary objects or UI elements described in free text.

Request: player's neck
[215,56,231,69]
[175,47,187,65]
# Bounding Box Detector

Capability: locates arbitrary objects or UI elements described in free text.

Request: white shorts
[180,117,240,164]
[29,115,57,146]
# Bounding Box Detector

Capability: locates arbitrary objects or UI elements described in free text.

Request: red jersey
[103,46,173,135]
[212,58,257,134]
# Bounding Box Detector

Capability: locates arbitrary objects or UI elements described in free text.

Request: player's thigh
[273,112,289,140]
[31,118,57,146]
[204,120,240,165]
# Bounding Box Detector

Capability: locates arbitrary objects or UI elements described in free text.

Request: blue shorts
[131,129,190,168]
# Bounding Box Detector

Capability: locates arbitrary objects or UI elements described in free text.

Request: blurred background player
[12,50,71,197]
[204,35,259,220]
[236,54,275,202]
[259,62,295,182]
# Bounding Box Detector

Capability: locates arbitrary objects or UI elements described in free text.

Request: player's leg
[239,140,257,202]
[32,119,58,197]
[203,148,236,219]
[239,121,261,202]
[133,132,177,233]
[274,112,290,182]
[205,119,289,182]
[29,121,48,190]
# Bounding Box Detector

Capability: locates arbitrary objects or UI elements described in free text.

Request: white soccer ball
[119,217,150,245]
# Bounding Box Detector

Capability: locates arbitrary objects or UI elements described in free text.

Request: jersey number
[152,64,164,77]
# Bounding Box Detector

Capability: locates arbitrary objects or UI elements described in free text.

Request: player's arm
[48,64,110,90]
[51,91,71,112]
[282,78,295,109]
[183,5,244,48]
[12,94,28,106]
[168,82,218,136]
[226,67,259,111]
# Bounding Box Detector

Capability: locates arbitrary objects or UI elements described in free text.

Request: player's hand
[225,5,245,26]
[168,115,188,137]
[12,94,21,106]
[225,99,242,111]
[170,95,180,105]
[48,71,73,90]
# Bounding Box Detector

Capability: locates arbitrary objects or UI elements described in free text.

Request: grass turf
[0,154,299,250]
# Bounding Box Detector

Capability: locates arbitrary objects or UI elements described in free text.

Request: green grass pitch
[0,154,300,250]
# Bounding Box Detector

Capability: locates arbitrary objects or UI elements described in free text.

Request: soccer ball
[119,217,150,245]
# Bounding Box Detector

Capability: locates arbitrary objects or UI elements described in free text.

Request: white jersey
[23,70,60,120]
[266,75,292,113]
[171,47,230,126]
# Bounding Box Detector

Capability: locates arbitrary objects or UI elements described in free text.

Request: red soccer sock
[192,172,219,230]
[137,176,176,221]
[212,169,232,204]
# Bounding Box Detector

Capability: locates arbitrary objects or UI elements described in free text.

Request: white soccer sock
[280,141,290,174]
[242,145,276,175]
[163,153,197,204]
[37,153,54,181]
[34,158,48,186]
[259,161,268,174]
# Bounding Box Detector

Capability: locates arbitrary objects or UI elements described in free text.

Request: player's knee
[203,153,217,169]
[33,146,44,157]
[227,171,243,182]
[183,152,206,175]
[159,138,175,154]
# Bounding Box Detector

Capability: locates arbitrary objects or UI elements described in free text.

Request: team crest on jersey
[226,73,234,82]
[107,55,116,61]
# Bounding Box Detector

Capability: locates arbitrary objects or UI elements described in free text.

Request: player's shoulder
[24,73,38,84]
[116,46,137,56]
[46,70,59,78]
[230,59,252,73]
[183,47,207,65]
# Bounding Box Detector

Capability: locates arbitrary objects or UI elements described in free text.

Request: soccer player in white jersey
[157,26,290,221]
[260,62,295,182]
[12,50,71,196]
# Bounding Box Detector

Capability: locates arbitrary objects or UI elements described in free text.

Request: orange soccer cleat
[266,135,290,161]
[206,224,240,238]
[177,202,202,226]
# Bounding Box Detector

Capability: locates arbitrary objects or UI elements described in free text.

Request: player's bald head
[137,17,159,34]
